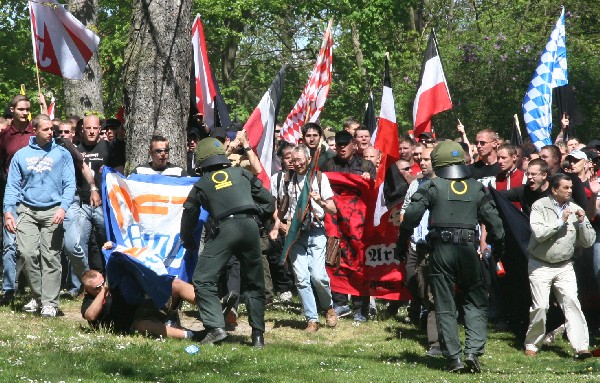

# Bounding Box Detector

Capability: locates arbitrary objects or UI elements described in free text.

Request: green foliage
[1,0,598,143]
[97,0,131,117]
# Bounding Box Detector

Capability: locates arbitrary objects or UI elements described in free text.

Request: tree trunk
[63,0,104,118]
[350,21,370,93]
[221,18,245,87]
[447,0,455,41]
[122,0,192,173]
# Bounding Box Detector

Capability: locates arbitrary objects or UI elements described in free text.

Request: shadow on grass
[383,322,429,348]
[272,318,308,330]
[379,350,448,372]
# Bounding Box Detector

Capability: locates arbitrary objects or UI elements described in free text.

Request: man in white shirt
[131,135,187,176]
[270,144,337,332]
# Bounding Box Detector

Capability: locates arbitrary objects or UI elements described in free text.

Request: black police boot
[197,327,228,345]
[447,357,465,373]
[251,329,264,348]
[464,353,481,373]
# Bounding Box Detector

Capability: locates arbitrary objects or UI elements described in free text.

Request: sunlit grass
[0,296,598,382]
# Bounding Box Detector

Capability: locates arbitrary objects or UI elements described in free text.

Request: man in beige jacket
[524,173,596,359]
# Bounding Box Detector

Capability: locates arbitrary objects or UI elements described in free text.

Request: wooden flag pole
[35,65,43,113]
[513,114,522,139]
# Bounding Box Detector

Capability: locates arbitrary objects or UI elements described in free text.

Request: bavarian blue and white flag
[522,7,568,150]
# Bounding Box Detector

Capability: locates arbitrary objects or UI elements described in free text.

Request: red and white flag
[412,30,452,137]
[244,66,286,190]
[372,55,400,226]
[191,15,217,128]
[29,0,100,80]
[47,97,55,119]
[280,20,333,144]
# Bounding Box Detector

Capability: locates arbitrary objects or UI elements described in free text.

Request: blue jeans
[79,203,106,267]
[289,226,333,322]
[63,197,89,292]
[2,209,19,293]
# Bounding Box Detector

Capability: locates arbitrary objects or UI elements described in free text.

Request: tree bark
[122,0,192,172]
[63,0,104,118]
[350,21,370,93]
[221,18,245,87]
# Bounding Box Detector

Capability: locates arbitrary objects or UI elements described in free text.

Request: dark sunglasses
[94,281,105,291]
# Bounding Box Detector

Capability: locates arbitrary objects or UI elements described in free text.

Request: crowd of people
[1,92,600,372]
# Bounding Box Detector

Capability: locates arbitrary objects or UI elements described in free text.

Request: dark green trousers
[192,217,265,332]
[429,239,488,359]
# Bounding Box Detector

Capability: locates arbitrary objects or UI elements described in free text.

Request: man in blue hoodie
[3,114,76,317]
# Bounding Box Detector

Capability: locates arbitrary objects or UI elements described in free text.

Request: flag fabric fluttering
[191,15,217,129]
[211,71,232,131]
[363,92,377,136]
[280,20,333,144]
[522,8,568,150]
[29,0,100,80]
[243,65,287,190]
[412,30,452,138]
[372,55,400,226]
[47,97,55,120]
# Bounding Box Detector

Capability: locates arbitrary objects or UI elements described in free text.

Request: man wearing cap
[566,149,589,183]
[131,135,187,176]
[180,138,275,348]
[399,141,505,373]
[321,130,376,180]
[320,129,376,320]
[186,128,200,176]
[418,132,435,146]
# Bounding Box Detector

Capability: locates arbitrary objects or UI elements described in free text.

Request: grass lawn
[0,296,599,383]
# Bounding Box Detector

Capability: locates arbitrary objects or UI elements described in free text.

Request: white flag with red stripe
[372,55,400,226]
[244,66,286,190]
[47,97,55,119]
[280,20,332,144]
[29,0,100,80]
[412,30,452,137]
[191,15,217,129]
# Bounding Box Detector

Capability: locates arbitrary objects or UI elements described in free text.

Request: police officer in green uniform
[399,141,504,373]
[181,138,275,348]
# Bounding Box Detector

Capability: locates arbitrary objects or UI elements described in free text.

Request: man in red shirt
[493,144,525,194]
[0,95,35,304]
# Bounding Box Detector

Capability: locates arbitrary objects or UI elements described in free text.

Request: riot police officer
[181,138,275,348]
[399,141,504,373]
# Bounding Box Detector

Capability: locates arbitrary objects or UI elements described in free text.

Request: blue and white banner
[522,7,568,150]
[102,168,203,283]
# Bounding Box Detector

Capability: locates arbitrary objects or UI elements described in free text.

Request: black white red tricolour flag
[412,30,452,137]
[244,66,286,190]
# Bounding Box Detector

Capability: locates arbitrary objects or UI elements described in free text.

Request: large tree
[63,0,104,117]
[122,0,192,172]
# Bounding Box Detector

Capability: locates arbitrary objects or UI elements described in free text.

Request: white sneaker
[22,298,39,313]
[40,306,58,318]
[279,291,293,302]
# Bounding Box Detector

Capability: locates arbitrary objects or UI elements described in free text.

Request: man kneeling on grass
[81,269,197,339]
